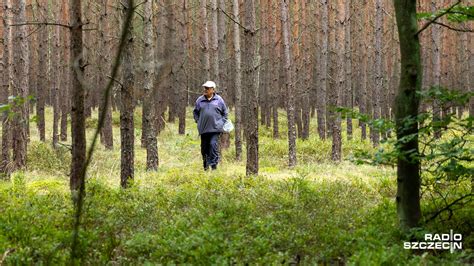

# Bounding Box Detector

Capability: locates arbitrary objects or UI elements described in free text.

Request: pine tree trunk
[394,0,422,230]
[201,0,210,80]
[271,0,279,139]
[36,0,48,142]
[177,0,187,135]
[120,1,135,188]
[60,0,69,142]
[232,0,243,161]
[301,0,310,140]
[371,0,383,146]
[244,0,258,175]
[281,0,296,167]
[52,1,61,148]
[98,0,113,149]
[431,1,442,138]
[69,0,86,191]
[318,0,328,140]
[143,0,158,170]
[329,0,342,162]
[11,0,29,170]
[344,0,353,140]
[0,0,11,176]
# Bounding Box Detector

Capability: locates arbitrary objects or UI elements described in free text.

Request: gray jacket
[193,94,228,135]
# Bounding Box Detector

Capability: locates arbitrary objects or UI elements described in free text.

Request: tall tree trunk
[177,0,187,135]
[218,0,230,149]
[210,0,219,81]
[394,0,422,230]
[244,0,258,175]
[371,0,383,146]
[98,0,113,149]
[11,0,29,170]
[201,0,210,80]
[0,0,11,176]
[120,1,135,188]
[36,0,48,142]
[271,0,279,139]
[301,0,310,140]
[143,0,158,170]
[281,0,296,167]
[60,0,69,142]
[232,0,242,161]
[329,0,342,161]
[344,0,353,140]
[52,0,61,148]
[431,1,442,138]
[318,0,328,140]
[69,0,86,191]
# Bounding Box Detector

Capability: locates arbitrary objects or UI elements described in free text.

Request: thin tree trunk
[345,0,353,140]
[69,0,86,191]
[232,0,242,161]
[244,0,258,175]
[60,0,69,142]
[301,0,310,140]
[52,1,61,148]
[120,1,135,188]
[11,0,29,170]
[143,0,158,170]
[318,0,328,140]
[329,0,342,161]
[281,0,296,167]
[431,1,442,138]
[98,0,113,149]
[0,0,11,177]
[271,0,279,139]
[201,0,210,80]
[370,0,383,146]
[36,0,48,142]
[394,0,422,230]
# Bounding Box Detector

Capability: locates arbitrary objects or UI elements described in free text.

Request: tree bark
[372,0,383,146]
[244,0,258,175]
[318,0,328,140]
[36,0,48,142]
[0,0,11,176]
[344,0,353,140]
[281,0,296,167]
[98,0,113,149]
[69,0,86,191]
[301,0,310,140]
[201,0,210,79]
[52,0,61,148]
[394,0,422,230]
[120,1,135,188]
[11,0,29,170]
[60,0,69,142]
[143,0,158,170]
[232,0,243,161]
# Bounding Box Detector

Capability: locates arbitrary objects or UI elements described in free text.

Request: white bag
[223,119,234,133]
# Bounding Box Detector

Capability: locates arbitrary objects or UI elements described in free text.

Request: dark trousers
[201,132,220,170]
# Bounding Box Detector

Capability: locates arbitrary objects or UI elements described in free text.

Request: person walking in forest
[193,81,228,171]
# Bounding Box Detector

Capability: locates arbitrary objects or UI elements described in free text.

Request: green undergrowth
[0,107,472,264]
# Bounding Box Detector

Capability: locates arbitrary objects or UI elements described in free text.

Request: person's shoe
[211,165,217,170]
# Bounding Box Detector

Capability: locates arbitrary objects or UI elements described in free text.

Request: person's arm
[220,98,228,120]
[193,100,200,123]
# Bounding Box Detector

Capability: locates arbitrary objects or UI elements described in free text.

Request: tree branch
[432,21,473,33]
[424,193,473,224]
[218,7,248,32]
[9,21,72,29]
[415,0,461,36]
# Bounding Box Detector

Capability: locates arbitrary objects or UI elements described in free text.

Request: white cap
[202,81,216,88]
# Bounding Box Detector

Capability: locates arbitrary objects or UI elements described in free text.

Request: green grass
[0,107,472,264]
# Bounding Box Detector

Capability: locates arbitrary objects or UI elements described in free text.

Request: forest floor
[0,107,472,264]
